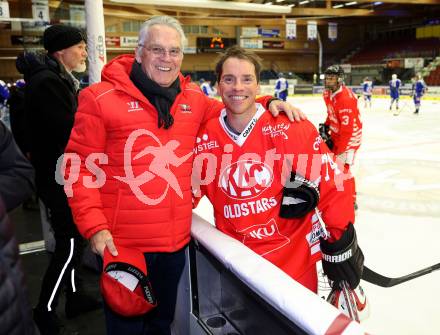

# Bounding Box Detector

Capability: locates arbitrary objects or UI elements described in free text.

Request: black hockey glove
[318,123,334,150]
[320,223,364,289]
[279,172,319,218]
[319,123,330,141]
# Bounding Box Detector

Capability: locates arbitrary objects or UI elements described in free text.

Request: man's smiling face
[218,57,260,118]
[136,24,183,87]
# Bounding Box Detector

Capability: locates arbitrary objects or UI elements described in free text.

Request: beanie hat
[43,25,85,53]
[100,246,157,317]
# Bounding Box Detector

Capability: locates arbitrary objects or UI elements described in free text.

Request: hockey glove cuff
[279,172,319,218]
[320,223,364,289]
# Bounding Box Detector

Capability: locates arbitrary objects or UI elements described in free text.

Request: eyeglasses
[139,44,182,58]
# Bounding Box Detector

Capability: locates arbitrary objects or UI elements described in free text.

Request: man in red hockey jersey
[192,47,364,294]
[319,65,362,209]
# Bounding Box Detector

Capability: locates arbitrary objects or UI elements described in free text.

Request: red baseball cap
[100,246,157,317]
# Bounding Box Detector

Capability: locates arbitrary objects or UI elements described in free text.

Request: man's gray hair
[137,16,186,58]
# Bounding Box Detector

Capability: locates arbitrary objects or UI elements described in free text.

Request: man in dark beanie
[43,25,86,55]
[16,24,100,335]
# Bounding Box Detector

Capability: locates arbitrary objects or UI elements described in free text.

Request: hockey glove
[319,123,331,141]
[279,172,319,218]
[318,123,334,150]
[320,223,364,289]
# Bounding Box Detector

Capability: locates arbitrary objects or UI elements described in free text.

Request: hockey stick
[362,263,440,288]
[313,211,440,288]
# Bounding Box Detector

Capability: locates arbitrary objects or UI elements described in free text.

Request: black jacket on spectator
[0,122,36,335]
[16,50,92,326]
[16,51,78,188]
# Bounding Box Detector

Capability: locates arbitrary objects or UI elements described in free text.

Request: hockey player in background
[361,77,373,109]
[389,73,401,113]
[192,47,368,321]
[412,74,427,114]
[274,73,289,101]
[319,65,362,210]
[199,78,217,98]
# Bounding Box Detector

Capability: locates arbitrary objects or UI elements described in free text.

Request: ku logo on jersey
[220,160,273,200]
[239,218,290,256]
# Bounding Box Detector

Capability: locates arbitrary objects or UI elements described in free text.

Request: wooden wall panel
[0,59,22,81]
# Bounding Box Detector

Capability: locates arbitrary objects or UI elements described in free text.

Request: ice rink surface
[194,95,440,334]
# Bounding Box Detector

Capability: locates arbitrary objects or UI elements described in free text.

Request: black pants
[36,182,84,312]
[101,246,187,335]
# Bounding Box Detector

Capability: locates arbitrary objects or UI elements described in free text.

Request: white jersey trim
[219,103,266,147]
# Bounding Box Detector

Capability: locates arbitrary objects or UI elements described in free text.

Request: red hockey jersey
[193,104,355,281]
[323,85,362,159]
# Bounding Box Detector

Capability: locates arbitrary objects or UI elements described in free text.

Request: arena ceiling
[5,0,440,26]
[102,0,440,26]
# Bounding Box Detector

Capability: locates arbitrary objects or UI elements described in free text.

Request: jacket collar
[47,55,79,92]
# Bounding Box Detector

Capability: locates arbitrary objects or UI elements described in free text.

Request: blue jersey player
[199,78,216,98]
[274,73,289,101]
[389,74,401,112]
[361,77,373,109]
[412,74,427,115]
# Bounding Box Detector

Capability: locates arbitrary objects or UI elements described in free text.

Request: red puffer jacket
[65,54,221,252]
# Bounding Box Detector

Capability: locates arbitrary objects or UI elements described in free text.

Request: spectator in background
[274,72,289,101]
[0,80,11,128]
[0,121,36,335]
[412,73,427,115]
[199,78,217,97]
[0,80,10,106]
[16,24,100,335]
[389,73,401,113]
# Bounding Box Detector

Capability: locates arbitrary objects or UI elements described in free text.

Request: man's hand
[90,229,118,257]
[268,99,306,122]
